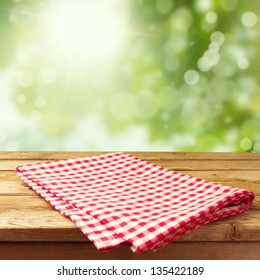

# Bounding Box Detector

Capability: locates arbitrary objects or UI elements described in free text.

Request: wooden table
[0,152,259,260]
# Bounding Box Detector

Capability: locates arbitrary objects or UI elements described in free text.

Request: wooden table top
[0,152,259,243]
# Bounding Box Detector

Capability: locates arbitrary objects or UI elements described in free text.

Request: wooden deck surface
[0,152,259,260]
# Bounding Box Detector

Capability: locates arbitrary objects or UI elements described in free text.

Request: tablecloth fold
[16,152,254,253]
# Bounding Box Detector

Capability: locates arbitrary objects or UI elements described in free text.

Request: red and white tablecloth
[16,152,254,253]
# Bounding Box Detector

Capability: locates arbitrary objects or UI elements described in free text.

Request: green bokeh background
[0,0,260,151]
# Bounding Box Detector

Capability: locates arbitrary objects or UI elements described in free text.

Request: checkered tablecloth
[16,152,254,253]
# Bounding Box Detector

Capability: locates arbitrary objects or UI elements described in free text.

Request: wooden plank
[1,151,260,160]
[0,241,260,260]
[0,171,19,181]
[0,205,259,242]
[1,174,260,195]
[0,193,259,211]
[0,196,54,209]
[0,209,78,230]
[1,170,260,192]
[1,158,260,171]
[0,181,35,195]
[184,170,260,190]
[0,191,258,209]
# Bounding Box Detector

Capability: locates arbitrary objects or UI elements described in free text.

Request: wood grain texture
[0,152,259,259]
[0,209,259,242]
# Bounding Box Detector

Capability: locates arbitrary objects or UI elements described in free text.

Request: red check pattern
[16,152,254,252]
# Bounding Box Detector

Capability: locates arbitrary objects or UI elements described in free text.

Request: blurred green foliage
[0,0,260,151]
